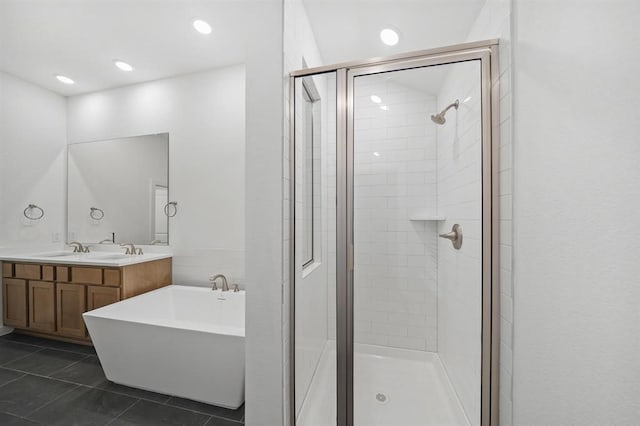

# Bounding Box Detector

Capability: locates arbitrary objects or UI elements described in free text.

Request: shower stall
[290,40,500,426]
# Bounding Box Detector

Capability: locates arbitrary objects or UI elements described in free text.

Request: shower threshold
[297,341,470,426]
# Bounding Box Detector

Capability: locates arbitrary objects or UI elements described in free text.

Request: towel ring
[90,207,104,220]
[164,201,178,218]
[23,204,44,220]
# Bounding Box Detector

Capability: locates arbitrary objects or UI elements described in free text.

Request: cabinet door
[87,286,120,311]
[28,281,55,332]
[3,279,27,328]
[56,283,86,338]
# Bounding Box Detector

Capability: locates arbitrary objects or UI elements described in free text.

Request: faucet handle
[135,247,143,255]
[232,284,239,293]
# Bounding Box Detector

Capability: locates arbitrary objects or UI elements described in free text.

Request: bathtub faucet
[210,274,229,292]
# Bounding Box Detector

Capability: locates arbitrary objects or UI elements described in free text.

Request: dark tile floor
[0,333,244,425]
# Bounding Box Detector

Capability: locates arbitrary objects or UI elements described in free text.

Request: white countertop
[0,251,172,267]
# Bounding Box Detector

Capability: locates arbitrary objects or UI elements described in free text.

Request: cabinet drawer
[42,265,55,281]
[56,266,70,282]
[14,264,41,280]
[3,279,28,328]
[103,269,121,287]
[71,267,102,285]
[2,262,13,278]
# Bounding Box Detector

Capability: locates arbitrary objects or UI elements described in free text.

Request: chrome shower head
[430,99,460,125]
[430,114,446,125]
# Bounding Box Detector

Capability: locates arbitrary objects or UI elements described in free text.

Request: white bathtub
[83,285,245,409]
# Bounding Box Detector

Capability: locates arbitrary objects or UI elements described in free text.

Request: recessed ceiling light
[193,19,212,35]
[373,152,381,157]
[114,60,134,72]
[370,95,382,104]
[380,105,389,111]
[380,28,399,46]
[55,75,74,85]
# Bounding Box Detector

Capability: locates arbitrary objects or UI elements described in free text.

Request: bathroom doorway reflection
[291,41,499,426]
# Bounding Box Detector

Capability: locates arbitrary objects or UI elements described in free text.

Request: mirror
[67,133,169,245]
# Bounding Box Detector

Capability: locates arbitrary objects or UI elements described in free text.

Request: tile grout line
[46,353,92,378]
[21,377,81,420]
[105,397,141,425]
[0,346,46,369]
[0,371,27,390]
[0,365,98,389]
[161,398,245,421]
[0,337,95,356]
[0,411,45,425]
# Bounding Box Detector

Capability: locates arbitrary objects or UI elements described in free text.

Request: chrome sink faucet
[210,274,229,291]
[120,243,143,255]
[68,241,89,253]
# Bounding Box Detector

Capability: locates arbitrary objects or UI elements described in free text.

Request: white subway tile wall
[436,60,483,425]
[351,74,439,352]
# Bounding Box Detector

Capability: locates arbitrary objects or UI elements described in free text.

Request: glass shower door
[350,60,484,426]
[291,42,499,426]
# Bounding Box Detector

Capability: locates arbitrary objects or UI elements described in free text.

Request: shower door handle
[439,224,463,250]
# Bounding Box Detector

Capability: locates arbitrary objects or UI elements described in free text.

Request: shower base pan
[297,341,470,426]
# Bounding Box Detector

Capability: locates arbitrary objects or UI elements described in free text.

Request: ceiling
[0,0,486,97]
[303,0,486,65]
[0,0,255,96]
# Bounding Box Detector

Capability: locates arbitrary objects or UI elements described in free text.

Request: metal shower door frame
[289,39,500,426]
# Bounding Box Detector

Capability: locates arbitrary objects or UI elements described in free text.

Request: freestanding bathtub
[83,285,245,409]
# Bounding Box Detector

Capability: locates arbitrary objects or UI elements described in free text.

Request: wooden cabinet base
[2,257,172,346]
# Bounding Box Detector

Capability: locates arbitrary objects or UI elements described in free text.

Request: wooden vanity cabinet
[1,257,171,344]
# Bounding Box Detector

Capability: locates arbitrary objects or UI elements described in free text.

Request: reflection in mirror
[67,133,169,245]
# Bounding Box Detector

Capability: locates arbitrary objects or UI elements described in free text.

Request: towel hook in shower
[23,204,44,220]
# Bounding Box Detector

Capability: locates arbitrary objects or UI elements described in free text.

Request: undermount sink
[38,251,78,258]
[87,254,130,261]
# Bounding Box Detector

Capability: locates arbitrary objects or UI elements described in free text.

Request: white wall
[352,75,439,352]
[0,71,67,250]
[67,65,245,286]
[512,1,640,424]
[244,1,285,424]
[436,61,483,425]
[67,134,168,244]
